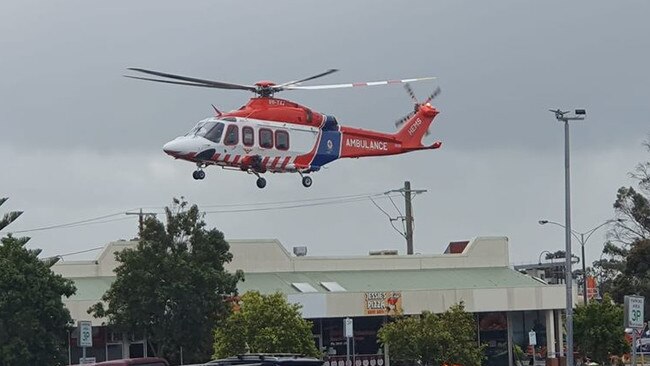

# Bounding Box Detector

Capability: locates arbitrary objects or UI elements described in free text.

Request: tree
[89,198,243,364]
[0,197,23,231]
[594,140,650,316]
[573,294,628,365]
[0,198,76,366]
[213,291,320,358]
[377,303,485,366]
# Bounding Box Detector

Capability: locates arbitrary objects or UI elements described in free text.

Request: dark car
[74,357,169,366]
[203,354,324,366]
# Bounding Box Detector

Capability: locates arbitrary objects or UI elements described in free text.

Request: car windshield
[197,121,225,143]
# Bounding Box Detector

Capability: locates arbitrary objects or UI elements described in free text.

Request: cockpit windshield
[197,121,225,143]
[186,121,209,136]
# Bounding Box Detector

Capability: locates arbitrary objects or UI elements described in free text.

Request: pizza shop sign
[364,291,403,315]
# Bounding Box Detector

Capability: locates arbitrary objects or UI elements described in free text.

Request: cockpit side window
[259,128,273,149]
[202,122,224,143]
[224,125,239,146]
[242,126,254,147]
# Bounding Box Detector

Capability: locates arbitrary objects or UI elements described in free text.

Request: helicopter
[125,68,443,189]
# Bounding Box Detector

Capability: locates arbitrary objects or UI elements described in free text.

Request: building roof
[54,236,568,323]
[239,267,546,294]
[69,266,544,302]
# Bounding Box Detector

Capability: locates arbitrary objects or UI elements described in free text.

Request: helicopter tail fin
[394,104,441,150]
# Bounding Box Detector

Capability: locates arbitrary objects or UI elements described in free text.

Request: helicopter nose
[162,141,174,155]
[163,139,183,156]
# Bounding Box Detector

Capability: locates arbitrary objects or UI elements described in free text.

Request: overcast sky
[2,0,649,267]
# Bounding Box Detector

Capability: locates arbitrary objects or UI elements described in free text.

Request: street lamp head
[538,220,549,225]
[549,109,568,119]
[575,109,586,115]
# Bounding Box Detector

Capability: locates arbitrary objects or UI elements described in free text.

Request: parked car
[73,357,169,366]
[186,354,323,366]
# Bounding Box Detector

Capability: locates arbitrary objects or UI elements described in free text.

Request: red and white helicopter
[126,68,443,188]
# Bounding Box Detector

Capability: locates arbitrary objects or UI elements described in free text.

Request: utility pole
[125,209,157,237]
[404,181,414,255]
[386,181,427,255]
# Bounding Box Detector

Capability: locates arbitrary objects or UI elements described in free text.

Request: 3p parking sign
[624,295,645,329]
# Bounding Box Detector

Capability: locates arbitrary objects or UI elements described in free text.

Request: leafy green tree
[0,197,76,366]
[573,294,628,365]
[378,303,485,366]
[213,291,320,358]
[89,198,243,364]
[0,197,23,231]
[594,140,650,316]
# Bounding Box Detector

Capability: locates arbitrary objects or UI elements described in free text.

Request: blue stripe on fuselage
[322,115,339,131]
[311,129,341,168]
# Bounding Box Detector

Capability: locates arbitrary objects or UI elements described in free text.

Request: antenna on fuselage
[211,104,222,117]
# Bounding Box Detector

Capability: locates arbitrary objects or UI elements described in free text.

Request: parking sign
[624,295,645,329]
[78,321,93,347]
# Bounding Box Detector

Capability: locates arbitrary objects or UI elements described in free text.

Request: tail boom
[339,104,441,158]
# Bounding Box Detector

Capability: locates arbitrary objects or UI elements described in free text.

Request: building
[53,237,573,366]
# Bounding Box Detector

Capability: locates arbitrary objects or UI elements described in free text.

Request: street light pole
[580,233,586,304]
[539,219,622,305]
[549,108,585,366]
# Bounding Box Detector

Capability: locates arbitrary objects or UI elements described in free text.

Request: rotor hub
[254,81,277,88]
[254,81,277,97]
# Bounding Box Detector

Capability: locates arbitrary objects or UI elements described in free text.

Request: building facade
[53,237,573,366]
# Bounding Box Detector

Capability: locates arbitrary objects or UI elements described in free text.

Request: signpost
[77,320,92,364]
[344,318,353,365]
[625,295,645,366]
[529,330,537,346]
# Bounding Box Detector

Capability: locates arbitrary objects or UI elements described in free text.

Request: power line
[123,192,391,211]
[51,246,105,258]
[11,212,129,233]
[369,197,405,239]
[204,194,398,214]
[9,192,396,234]
[201,192,388,208]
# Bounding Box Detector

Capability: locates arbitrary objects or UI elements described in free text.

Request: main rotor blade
[126,68,257,92]
[283,76,437,90]
[124,75,229,88]
[276,69,339,88]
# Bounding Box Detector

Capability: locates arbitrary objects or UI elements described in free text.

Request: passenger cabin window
[275,130,289,150]
[242,126,254,147]
[200,122,224,143]
[224,125,238,145]
[259,128,273,148]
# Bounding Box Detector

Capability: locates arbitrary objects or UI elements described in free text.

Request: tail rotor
[394,84,441,136]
